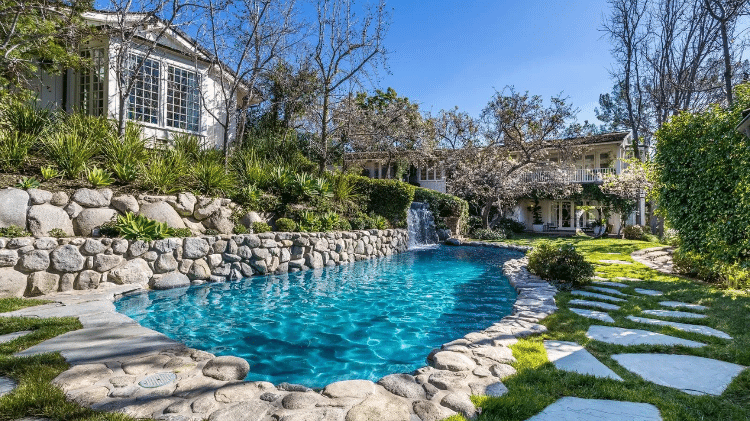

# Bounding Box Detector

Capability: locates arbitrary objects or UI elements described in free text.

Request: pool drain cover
[138,372,177,388]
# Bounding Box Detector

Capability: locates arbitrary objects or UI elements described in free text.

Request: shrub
[115,212,175,241]
[86,166,114,187]
[372,215,389,230]
[42,131,100,179]
[0,132,35,172]
[172,133,205,162]
[15,176,40,190]
[172,228,193,238]
[233,224,248,234]
[661,228,680,247]
[413,187,469,233]
[204,228,220,235]
[336,218,352,231]
[473,228,506,241]
[275,218,297,232]
[101,122,147,168]
[140,151,188,194]
[3,101,51,136]
[527,241,594,287]
[354,177,415,227]
[0,225,31,238]
[319,211,339,231]
[40,165,59,181]
[496,218,525,234]
[252,221,272,233]
[297,210,321,232]
[349,213,374,230]
[48,228,67,238]
[622,225,647,241]
[191,155,236,196]
[673,249,750,289]
[235,184,262,208]
[111,163,139,183]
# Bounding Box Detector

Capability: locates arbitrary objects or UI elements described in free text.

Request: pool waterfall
[407,202,439,248]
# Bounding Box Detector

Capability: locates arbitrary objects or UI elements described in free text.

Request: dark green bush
[673,249,750,289]
[473,228,506,241]
[413,187,469,234]
[527,241,594,287]
[233,224,249,234]
[336,218,352,231]
[622,225,647,241]
[252,221,272,233]
[354,176,415,228]
[496,218,525,234]
[654,83,750,282]
[350,213,375,230]
[275,218,297,232]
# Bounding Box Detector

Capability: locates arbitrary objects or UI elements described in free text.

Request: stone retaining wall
[0,187,251,237]
[0,229,409,298]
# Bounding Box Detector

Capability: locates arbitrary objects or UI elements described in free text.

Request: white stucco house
[30,11,251,148]
[347,131,648,233]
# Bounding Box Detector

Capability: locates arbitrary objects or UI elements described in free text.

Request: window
[167,65,201,132]
[125,54,160,124]
[600,152,612,168]
[79,49,106,116]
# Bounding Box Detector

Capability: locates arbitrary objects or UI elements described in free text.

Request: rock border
[8,242,557,421]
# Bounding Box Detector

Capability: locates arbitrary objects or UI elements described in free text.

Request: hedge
[414,187,469,234]
[353,176,415,228]
[654,83,750,286]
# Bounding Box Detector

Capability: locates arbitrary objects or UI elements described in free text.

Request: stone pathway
[625,316,732,339]
[586,325,706,347]
[631,247,675,274]
[0,376,17,397]
[526,397,662,421]
[641,309,706,319]
[568,299,621,311]
[571,290,626,303]
[0,330,32,344]
[599,260,633,265]
[569,308,615,323]
[544,341,622,381]
[659,301,707,311]
[634,288,663,296]
[586,286,630,297]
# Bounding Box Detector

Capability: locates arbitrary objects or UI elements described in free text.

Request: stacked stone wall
[0,230,409,298]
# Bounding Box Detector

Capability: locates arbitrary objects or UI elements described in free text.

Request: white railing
[523,168,616,184]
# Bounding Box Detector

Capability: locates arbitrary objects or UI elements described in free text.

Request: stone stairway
[531,262,745,421]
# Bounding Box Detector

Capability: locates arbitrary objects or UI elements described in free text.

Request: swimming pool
[115,245,521,387]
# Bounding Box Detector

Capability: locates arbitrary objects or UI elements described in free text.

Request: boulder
[50,191,69,207]
[323,380,378,399]
[208,401,272,421]
[377,374,425,399]
[18,249,50,272]
[169,192,197,216]
[27,189,52,205]
[74,208,117,237]
[75,270,102,290]
[27,271,59,296]
[34,237,59,250]
[431,351,476,371]
[344,393,410,421]
[155,253,179,273]
[82,239,107,255]
[60,273,75,292]
[64,201,83,219]
[240,211,264,228]
[413,400,450,421]
[182,217,206,234]
[194,197,222,220]
[205,207,234,234]
[183,238,210,259]
[188,259,211,280]
[0,188,29,229]
[151,272,190,290]
[72,188,111,207]
[202,356,250,381]
[440,392,476,418]
[109,258,153,285]
[0,267,28,298]
[93,254,123,272]
[50,245,85,272]
[111,195,139,214]
[27,204,75,237]
[0,250,19,267]
[139,202,187,229]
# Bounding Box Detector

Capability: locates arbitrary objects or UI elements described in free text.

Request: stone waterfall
[407,202,439,248]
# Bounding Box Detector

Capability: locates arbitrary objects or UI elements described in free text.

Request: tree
[601,158,653,230]
[448,87,584,228]
[342,87,429,178]
[704,0,747,107]
[308,0,388,173]
[431,107,479,150]
[198,0,301,165]
[0,0,92,98]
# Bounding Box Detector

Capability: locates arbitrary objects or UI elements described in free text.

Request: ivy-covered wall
[413,187,469,235]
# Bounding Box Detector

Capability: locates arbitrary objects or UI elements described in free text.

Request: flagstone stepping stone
[586,326,706,348]
[544,341,622,381]
[0,376,17,397]
[659,301,707,311]
[603,252,622,255]
[642,309,707,320]
[616,277,644,282]
[0,330,32,344]
[612,354,746,396]
[586,286,630,297]
[592,276,609,281]
[570,308,615,323]
[626,316,731,339]
[634,288,664,296]
[568,299,621,311]
[571,290,626,302]
[593,281,628,288]
[599,260,633,265]
[526,396,662,421]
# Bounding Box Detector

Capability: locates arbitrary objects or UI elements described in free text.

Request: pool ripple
[116,245,521,387]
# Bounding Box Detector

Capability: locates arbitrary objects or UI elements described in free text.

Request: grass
[0,299,141,421]
[458,235,750,421]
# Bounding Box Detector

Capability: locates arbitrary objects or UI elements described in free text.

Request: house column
[639,194,646,226]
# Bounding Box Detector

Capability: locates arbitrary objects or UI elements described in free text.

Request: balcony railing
[523,168,616,184]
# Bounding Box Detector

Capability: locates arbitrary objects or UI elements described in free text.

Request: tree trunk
[117,94,127,137]
[319,92,329,174]
[481,201,492,229]
[719,18,733,106]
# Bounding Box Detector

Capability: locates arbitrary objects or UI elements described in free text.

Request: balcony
[523,168,616,184]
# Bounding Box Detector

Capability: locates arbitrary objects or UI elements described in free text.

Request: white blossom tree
[601,158,653,230]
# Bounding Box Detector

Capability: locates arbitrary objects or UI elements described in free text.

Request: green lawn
[0,300,140,421]
[464,236,750,421]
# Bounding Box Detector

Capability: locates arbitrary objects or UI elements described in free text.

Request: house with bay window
[346,131,647,234]
[31,11,250,147]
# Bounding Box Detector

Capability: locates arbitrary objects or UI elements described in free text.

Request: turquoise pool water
[115,245,521,387]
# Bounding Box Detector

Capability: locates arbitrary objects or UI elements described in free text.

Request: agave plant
[40,165,60,181]
[86,166,114,187]
[115,212,175,241]
[112,162,139,183]
[15,176,40,190]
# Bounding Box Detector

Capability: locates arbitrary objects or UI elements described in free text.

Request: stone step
[586,286,630,297]
[626,316,731,339]
[634,288,664,296]
[642,309,707,320]
[659,301,708,311]
[526,397,662,421]
[569,308,615,323]
[586,325,706,348]
[0,376,17,398]
[571,290,626,303]
[612,354,746,396]
[598,260,633,265]
[593,281,629,288]
[616,277,644,282]
[544,341,622,381]
[0,330,32,344]
[568,299,621,311]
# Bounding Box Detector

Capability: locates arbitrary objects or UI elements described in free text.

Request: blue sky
[378,0,614,124]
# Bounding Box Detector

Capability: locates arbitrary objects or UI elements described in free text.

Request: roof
[565,131,632,146]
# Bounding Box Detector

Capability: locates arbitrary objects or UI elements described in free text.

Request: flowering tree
[601,158,652,229]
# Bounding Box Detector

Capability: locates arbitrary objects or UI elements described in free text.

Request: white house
[347,131,647,233]
[30,11,251,148]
